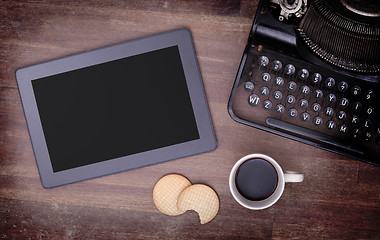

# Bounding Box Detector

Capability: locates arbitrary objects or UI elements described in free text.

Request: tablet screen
[32,46,200,172]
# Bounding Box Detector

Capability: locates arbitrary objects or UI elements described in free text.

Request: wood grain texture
[1,0,379,239]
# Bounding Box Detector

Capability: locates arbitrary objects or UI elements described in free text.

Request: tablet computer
[16,28,217,188]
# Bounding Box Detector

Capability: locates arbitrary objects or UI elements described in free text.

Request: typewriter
[228,0,380,165]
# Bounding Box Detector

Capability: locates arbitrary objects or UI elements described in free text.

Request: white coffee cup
[229,153,303,210]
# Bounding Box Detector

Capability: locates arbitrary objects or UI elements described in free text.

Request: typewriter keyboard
[229,46,380,165]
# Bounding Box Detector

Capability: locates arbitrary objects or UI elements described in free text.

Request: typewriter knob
[269,0,308,21]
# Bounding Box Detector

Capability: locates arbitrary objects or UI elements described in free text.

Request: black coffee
[235,158,278,201]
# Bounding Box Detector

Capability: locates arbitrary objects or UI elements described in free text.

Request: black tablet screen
[32,46,200,172]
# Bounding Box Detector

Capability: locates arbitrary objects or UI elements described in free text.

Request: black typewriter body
[228,0,380,165]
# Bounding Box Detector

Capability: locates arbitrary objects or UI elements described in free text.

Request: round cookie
[177,184,219,224]
[153,174,192,216]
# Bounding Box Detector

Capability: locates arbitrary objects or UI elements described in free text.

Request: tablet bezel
[16,28,217,188]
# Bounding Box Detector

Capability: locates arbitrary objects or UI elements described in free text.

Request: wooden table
[1,1,379,239]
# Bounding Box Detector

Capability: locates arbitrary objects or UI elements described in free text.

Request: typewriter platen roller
[228,0,380,165]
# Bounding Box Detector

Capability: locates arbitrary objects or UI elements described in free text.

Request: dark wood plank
[1,0,379,239]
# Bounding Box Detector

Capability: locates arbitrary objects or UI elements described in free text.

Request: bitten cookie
[153,174,192,216]
[177,184,219,224]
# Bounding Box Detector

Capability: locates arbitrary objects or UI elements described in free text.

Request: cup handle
[284,171,304,183]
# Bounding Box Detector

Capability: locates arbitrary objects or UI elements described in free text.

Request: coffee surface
[235,158,278,201]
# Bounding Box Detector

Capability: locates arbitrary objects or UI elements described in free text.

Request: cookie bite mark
[177,184,219,224]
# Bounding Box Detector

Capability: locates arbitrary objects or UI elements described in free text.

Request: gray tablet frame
[16,28,217,188]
